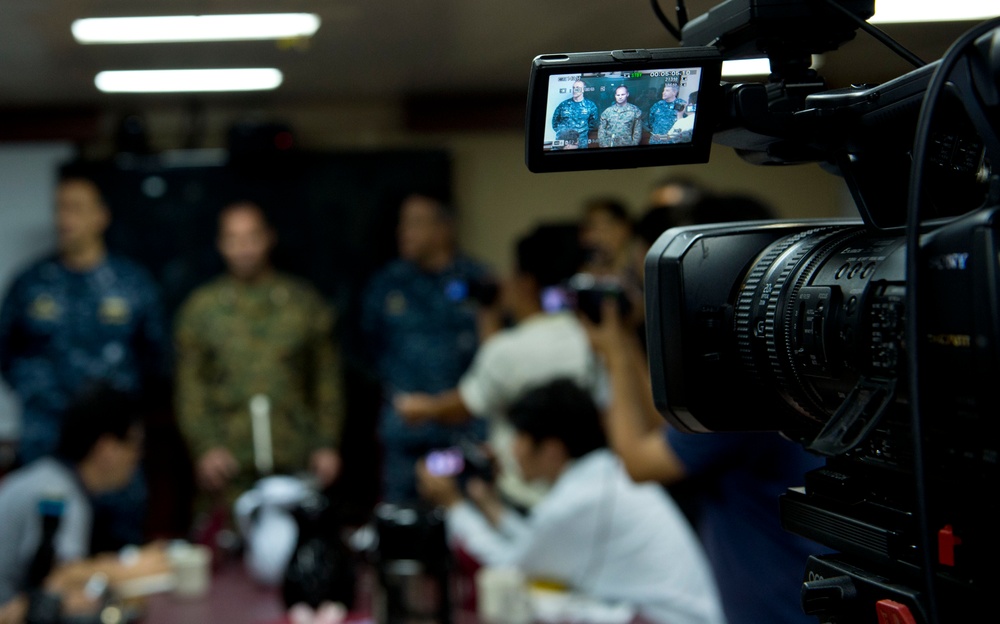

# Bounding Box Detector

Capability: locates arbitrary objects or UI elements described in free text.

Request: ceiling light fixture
[722,55,824,78]
[869,1,1000,24]
[72,13,320,44]
[95,69,284,93]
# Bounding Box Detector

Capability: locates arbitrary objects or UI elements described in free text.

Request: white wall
[440,131,857,272]
[0,142,76,439]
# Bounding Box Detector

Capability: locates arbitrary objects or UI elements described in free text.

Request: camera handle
[951,30,1000,181]
[806,376,896,456]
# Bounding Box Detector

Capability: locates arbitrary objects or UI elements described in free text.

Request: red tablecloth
[139,561,287,624]
[138,554,478,624]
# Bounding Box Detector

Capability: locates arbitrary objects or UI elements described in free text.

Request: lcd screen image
[542,68,702,151]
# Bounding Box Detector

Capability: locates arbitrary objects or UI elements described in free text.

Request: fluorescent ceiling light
[72,14,320,44]
[870,1,1000,24]
[722,55,824,78]
[95,69,283,93]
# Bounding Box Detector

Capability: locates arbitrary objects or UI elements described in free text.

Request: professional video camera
[525,1,1000,623]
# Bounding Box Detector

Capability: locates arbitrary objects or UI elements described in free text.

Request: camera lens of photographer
[541,273,633,324]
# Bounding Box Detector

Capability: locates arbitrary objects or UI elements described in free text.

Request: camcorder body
[645,212,999,622]
[525,1,1000,622]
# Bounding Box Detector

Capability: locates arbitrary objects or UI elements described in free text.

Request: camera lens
[733,226,905,424]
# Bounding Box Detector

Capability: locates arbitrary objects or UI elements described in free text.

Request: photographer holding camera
[361,192,494,504]
[416,379,725,624]
[394,224,604,510]
[583,292,827,624]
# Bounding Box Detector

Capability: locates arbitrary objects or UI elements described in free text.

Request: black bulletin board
[64,148,452,526]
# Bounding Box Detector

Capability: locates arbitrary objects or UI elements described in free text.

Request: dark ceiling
[0,0,986,111]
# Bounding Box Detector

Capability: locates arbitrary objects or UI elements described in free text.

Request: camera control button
[847,263,863,279]
[874,600,918,624]
[937,524,962,567]
[835,263,850,279]
[861,263,876,279]
[801,575,857,615]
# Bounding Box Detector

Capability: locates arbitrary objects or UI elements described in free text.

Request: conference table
[139,560,290,624]
[136,556,641,624]
[137,558,455,624]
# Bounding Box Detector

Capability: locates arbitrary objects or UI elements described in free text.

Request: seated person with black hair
[416,379,725,624]
[395,225,604,510]
[0,386,167,623]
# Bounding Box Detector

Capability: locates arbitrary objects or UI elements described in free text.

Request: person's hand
[465,476,506,526]
[0,595,27,624]
[394,393,436,425]
[415,459,463,508]
[197,447,239,492]
[579,298,630,359]
[43,544,173,616]
[310,448,342,489]
[48,544,172,590]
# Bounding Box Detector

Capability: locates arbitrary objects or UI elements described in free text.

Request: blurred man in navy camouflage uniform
[174,202,345,509]
[0,176,169,462]
[551,80,600,149]
[598,86,644,148]
[0,175,169,546]
[647,81,688,144]
[361,194,491,503]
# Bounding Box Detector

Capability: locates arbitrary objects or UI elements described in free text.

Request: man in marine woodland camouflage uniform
[646,81,688,144]
[551,80,600,149]
[174,202,345,510]
[598,85,644,148]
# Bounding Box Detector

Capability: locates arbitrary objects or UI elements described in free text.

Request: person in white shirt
[416,379,725,624]
[395,225,604,508]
